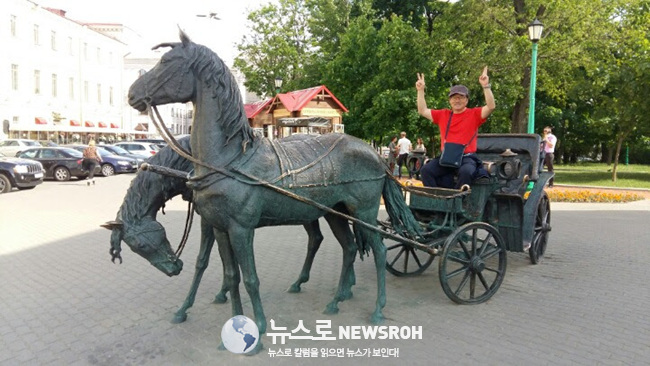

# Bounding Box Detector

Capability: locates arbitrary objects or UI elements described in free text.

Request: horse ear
[179,27,191,46]
[101,220,123,230]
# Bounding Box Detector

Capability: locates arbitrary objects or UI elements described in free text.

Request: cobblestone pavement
[1,174,648,365]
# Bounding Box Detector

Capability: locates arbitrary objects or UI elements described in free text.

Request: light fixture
[527,18,544,43]
[274,77,283,94]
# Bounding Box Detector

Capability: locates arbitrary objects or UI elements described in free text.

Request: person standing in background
[82,140,102,186]
[387,135,398,175]
[396,131,412,179]
[542,126,557,188]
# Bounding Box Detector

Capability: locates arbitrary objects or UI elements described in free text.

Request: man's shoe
[87,181,90,186]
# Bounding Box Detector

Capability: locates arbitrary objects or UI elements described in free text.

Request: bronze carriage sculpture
[108,31,553,342]
[381,133,553,304]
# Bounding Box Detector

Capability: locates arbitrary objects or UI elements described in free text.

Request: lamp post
[274,76,283,95]
[527,18,544,134]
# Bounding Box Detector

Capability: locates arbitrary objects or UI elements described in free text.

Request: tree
[234,0,312,97]
[595,0,650,180]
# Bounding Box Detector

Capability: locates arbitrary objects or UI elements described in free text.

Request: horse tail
[382,175,422,238]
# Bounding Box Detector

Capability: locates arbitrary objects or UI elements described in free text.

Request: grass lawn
[552,163,650,189]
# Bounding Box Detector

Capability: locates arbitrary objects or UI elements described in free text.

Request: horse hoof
[287,284,301,293]
[213,293,228,304]
[323,304,339,315]
[370,312,385,325]
[171,312,187,324]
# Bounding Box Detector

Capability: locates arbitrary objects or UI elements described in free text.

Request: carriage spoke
[389,246,408,267]
[446,265,470,279]
[446,253,469,265]
[402,250,410,273]
[477,233,493,256]
[477,272,491,291]
[480,247,502,261]
[454,271,471,295]
[458,239,471,257]
[471,228,478,255]
[387,243,405,251]
[410,248,424,267]
[469,273,476,299]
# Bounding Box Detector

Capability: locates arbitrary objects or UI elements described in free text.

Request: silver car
[113,142,159,158]
[0,139,42,157]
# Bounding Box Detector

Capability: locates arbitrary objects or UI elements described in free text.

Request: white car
[0,139,42,157]
[113,142,160,157]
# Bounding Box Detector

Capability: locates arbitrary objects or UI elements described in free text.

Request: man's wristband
[483,84,491,89]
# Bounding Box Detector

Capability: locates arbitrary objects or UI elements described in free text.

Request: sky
[35,0,275,65]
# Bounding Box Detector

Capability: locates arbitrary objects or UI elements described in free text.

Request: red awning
[35,117,48,125]
[70,120,81,127]
[85,121,95,127]
[98,122,107,128]
[110,123,119,128]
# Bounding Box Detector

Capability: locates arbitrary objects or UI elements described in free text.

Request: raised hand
[416,73,426,91]
[479,66,490,87]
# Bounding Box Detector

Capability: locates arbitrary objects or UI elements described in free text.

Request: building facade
[0,0,192,143]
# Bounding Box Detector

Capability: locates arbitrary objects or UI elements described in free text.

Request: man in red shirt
[416,67,495,188]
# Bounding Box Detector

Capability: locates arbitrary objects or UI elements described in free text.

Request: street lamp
[274,77,283,95]
[527,18,544,134]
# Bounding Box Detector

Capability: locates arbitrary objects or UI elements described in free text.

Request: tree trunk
[612,136,625,182]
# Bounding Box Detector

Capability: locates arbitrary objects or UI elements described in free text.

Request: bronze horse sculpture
[127,31,421,335]
[103,136,340,323]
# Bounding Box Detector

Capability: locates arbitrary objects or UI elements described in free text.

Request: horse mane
[186,41,255,151]
[117,137,194,223]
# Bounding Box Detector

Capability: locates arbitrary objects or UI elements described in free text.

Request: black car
[66,145,138,176]
[98,144,147,168]
[0,152,44,193]
[16,147,98,181]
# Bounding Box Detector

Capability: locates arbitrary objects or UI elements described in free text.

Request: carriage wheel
[439,222,507,304]
[381,224,435,277]
[529,192,551,264]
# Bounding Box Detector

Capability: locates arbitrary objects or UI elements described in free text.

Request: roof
[244,99,272,119]
[270,85,348,113]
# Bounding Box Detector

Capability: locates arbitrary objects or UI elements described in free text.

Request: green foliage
[233,0,650,162]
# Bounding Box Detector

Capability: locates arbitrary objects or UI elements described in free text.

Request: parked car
[0,139,41,157]
[98,144,147,167]
[15,147,98,181]
[38,140,59,147]
[113,142,160,157]
[134,138,167,149]
[65,145,138,176]
[0,151,44,194]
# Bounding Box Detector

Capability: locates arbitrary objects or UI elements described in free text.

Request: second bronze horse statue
[125,30,421,336]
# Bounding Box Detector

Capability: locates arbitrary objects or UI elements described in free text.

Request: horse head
[128,30,196,112]
[101,219,183,276]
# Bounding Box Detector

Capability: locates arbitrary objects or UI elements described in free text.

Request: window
[33,24,39,45]
[51,31,57,50]
[96,47,101,63]
[68,77,74,99]
[83,42,87,60]
[84,81,89,102]
[97,84,102,103]
[11,64,18,91]
[108,51,113,65]
[10,15,16,37]
[68,37,73,55]
[51,74,58,97]
[109,86,114,106]
[34,70,41,94]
